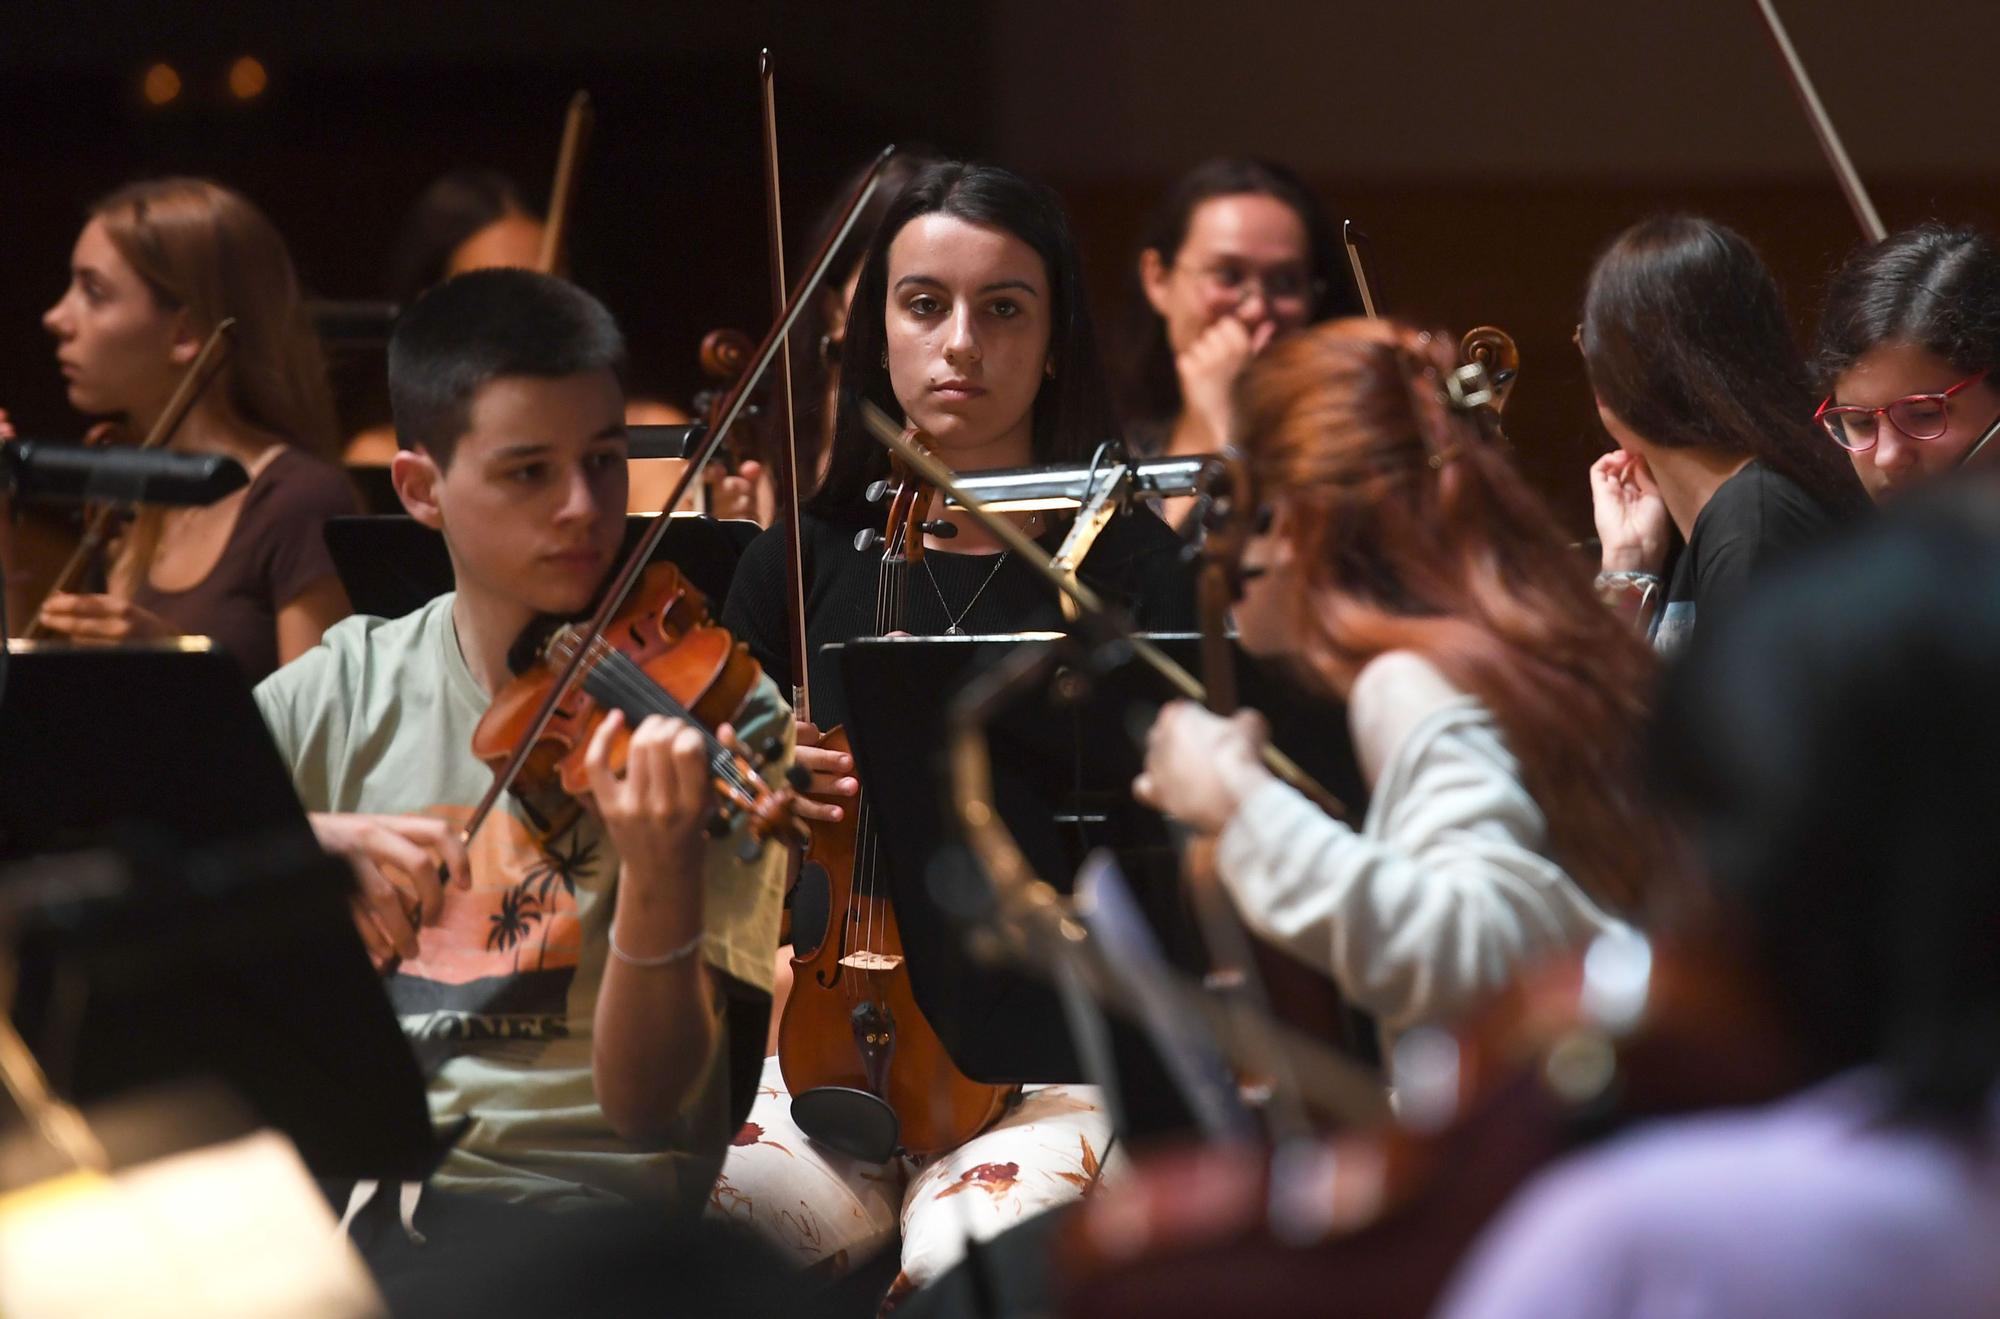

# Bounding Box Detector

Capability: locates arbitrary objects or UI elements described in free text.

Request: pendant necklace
[924,552,1009,636]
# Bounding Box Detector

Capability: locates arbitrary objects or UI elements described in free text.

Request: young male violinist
[253,269,790,1268]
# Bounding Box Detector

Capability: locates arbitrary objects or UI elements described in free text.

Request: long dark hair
[1579,215,1867,518]
[1652,487,2000,1131]
[786,149,939,466]
[387,168,532,307]
[815,161,1119,509]
[1115,157,1363,450]
[1815,222,2000,389]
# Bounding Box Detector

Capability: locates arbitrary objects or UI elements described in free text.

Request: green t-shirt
[253,594,789,1213]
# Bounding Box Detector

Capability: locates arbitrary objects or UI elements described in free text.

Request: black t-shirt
[719,501,1199,729]
[1656,459,1830,655]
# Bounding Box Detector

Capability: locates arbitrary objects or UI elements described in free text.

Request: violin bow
[536,91,595,276]
[858,400,1344,819]
[1342,219,1381,319]
[23,318,237,639]
[760,50,812,720]
[944,616,1387,1128]
[461,147,899,849]
[1753,0,1886,242]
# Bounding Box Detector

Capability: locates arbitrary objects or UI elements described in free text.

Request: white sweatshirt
[1214,651,1624,1032]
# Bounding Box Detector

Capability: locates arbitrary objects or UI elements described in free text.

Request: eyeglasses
[1814,370,1990,452]
[1176,260,1323,311]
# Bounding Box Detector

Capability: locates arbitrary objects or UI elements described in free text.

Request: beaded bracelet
[608,927,705,969]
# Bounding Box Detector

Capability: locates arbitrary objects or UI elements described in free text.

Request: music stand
[825,635,1368,1134]
[0,644,439,1180]
[324,513,759,619]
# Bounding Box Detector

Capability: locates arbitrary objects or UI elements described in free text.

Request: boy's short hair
[389,268,626,468]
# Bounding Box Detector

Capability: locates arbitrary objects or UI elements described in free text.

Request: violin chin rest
[790,1086,900,1165]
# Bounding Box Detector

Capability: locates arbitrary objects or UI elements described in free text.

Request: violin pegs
[736,833,765,863]
[786,764,812,792]
[865,478,890,503]
[853,528,883,553]
[921,519,958,540]
[756,734,786,765]
[704,812,732,840]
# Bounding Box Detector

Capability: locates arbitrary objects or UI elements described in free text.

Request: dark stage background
[5,0,1998,534]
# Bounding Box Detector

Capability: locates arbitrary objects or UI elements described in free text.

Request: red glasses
[1815,370,1990,453]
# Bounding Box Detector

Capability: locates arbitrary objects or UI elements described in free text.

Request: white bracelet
[608,927,705,969]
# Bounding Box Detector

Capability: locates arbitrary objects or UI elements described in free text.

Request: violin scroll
[1457,326,1519,416]
[699,329,754,382]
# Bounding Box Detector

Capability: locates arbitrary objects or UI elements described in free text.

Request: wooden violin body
[472,561,802,847]
[778,721,1013,1157]
[775,443,1015,1160]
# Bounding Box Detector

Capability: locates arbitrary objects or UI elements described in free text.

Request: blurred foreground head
[1653,488,2000,1128]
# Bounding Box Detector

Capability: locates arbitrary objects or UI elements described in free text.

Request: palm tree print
[486,886,543,971]
[516,821,601,971]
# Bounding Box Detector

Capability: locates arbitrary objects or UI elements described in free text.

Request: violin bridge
[839,951,904,972]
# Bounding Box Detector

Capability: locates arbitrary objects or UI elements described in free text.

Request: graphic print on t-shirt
[386,805,607,1060]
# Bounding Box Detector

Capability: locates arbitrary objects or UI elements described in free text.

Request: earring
[881,346,889,369]
[1044,359,1055,379]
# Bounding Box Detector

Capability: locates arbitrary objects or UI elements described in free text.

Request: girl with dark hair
[386,168,545,308]
[811,159,1125,513]
[716,160,1191,1296]
[1136,318,1666,1035]
[787,149,939,489]
[1579,215,1864,652]
[346,169,552,467]
[14,177,356,682]
[728,159,1189,733]
[1813,222,2000,501]
[1116,157,1363,521]
[1440,491,2000,1318]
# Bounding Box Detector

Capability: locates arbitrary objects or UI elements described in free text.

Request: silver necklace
[923,552,1009,636]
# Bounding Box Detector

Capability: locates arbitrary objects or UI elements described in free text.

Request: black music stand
[324,513,759,619]
[824,634,1369,1136]
[0,645,440,1180]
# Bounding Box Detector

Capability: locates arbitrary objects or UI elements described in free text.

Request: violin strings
[565,634,767,803]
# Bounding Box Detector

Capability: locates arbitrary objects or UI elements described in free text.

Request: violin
[1179,449,1361,1098]
[1053,932,1802,1319]
[776,432,1017,1162]
[454,139,898,863]
[691,328,769,483]
[472,560,809,850]
[16,319,236,641]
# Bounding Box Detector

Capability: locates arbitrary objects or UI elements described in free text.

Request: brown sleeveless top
[131,447,359,683]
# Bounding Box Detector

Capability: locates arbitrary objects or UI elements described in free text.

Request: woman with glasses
[1114,158,1363,524]
[1578,216,1865,653]
[1813,223,2000,501]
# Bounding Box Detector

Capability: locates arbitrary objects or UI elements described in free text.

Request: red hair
[1237,319,1664,910]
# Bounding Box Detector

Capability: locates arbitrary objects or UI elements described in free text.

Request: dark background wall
[5,0,1997,533]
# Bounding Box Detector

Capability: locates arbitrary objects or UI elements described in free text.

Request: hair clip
[1442,361,1496,413]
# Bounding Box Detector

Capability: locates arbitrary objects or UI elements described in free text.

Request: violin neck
[573,644,740,779]
[876,551,910,636]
